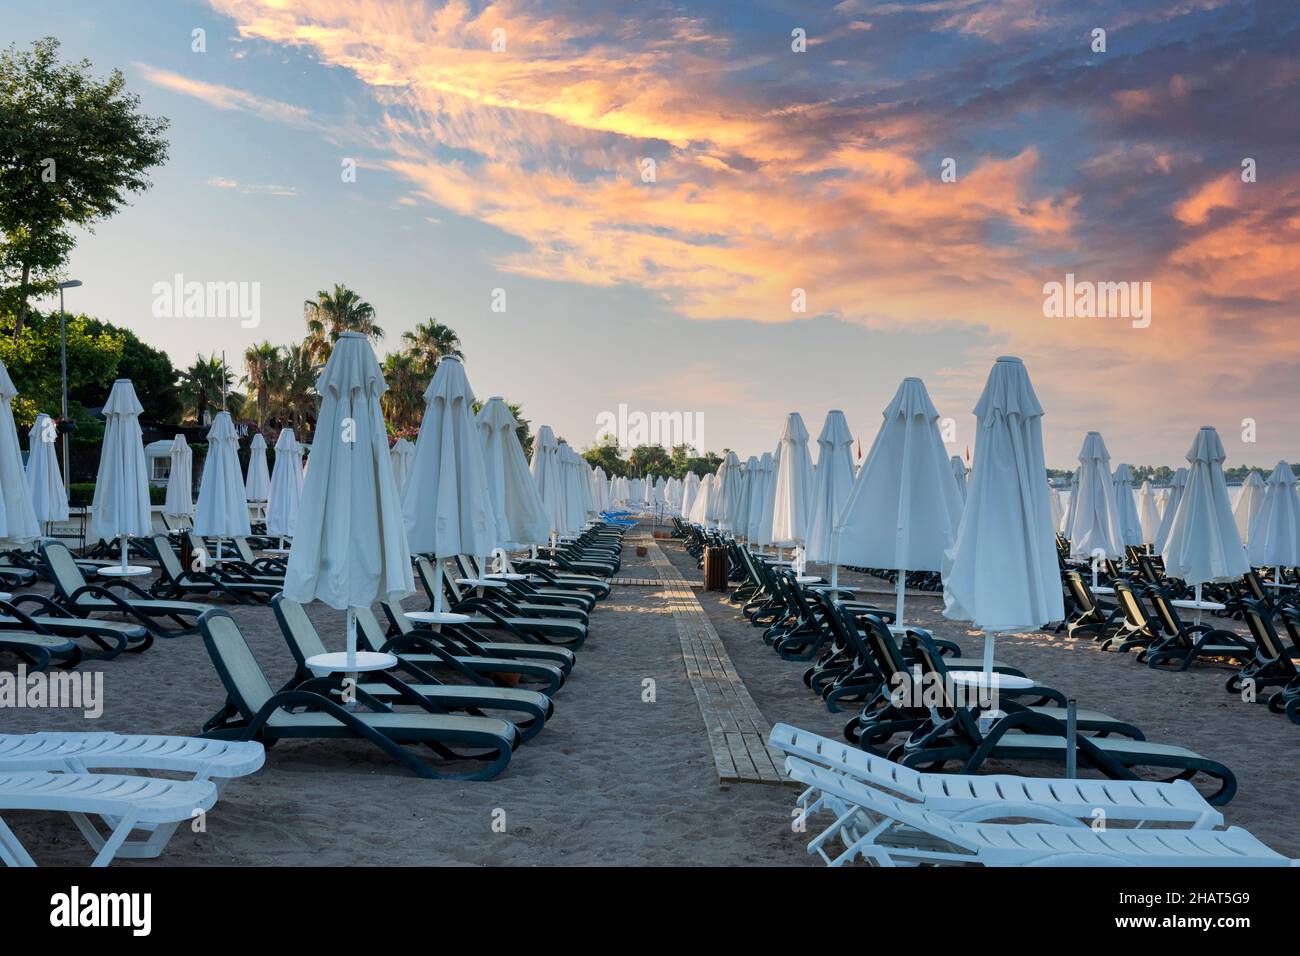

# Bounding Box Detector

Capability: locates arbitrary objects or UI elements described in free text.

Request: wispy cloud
[204,175,298,197]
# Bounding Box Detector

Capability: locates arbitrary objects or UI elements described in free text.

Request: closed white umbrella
[755,444,782,549]
[1246,461,1300,578]
[1154,467,1189,553]
[193,411,252,562]
[557,444,588,533]
[950,455,968,504]
[1059,470,1080,537]
[478,397,549,550]
[244,432,271,516]
[1068,432,1122,564]
[733,456,759,541]
[709,452,740,529]
[689,473,714,524]
[772,413,814,555]
[744,452,774,548]
[680,471,700,520]
[591,465,609,514]
[943,357,1062,678]
[26,412,69,528]
[1112,463,1144,550]
[0,363,39,551]
[89,379,151,572]
[163,434,194,520]
[530,425,566,539]
[266,427,303,546]
[836,378,962,620]
[284,332,413,666]
[1047,481,1064,533]
[390,438,416,497]
[1137,480,1160,546]
[1161,427,1248,623]
[1233,470,1265,545]
[806,409,855,586]
[402,355,497,614]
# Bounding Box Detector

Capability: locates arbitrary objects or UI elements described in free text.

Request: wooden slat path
[640,537,785,787]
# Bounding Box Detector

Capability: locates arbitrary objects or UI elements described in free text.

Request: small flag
[856,436,862,462]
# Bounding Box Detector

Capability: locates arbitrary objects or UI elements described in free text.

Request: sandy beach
[4,526,1298,865]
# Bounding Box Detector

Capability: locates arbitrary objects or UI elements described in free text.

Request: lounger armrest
[0,600,55,636]
[6,592,68,618]
[948,803,1090,828]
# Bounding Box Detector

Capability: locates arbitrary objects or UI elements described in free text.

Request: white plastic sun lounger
[0,771,217,867]
[769,723,1223,829]
[0,733,264,858]
[783,757,1296,867]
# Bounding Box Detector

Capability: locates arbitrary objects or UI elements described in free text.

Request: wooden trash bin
[703,546,729,591]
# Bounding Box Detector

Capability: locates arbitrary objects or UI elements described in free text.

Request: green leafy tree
[179,353,243,424]
[0,308,121,433]
[0,37,169,337]
[303,284,382,364]
[75,319,180,423]
[582,438,629,478]
[402,318,462,376]
[242,341,283,429]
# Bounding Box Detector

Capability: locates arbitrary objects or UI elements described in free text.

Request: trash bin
[703,546,729,591]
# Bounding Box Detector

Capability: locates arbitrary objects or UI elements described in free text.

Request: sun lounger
[4,592,151,657]
[896,633,1238,804]
[769,723,1224,829]
[197,609,519,780]
[0,732,263,859]
[415,557,587,647]
[0,771,217,866]
[370,603,568,696]
[270,596,553,741]
[782,757,1291,867]
[149,535,281,604]
[42,541,208,640]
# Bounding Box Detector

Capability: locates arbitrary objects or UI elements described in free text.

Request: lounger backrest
[270,595,327,666]
[380,600,413,637]
[197,610,276,717]
[1239,601,1288,663]
[151,535,184,581]
[768,723,925,798]
[353,607,387,653]
[1064,572,1095,614]
[1114,581,1147,627]
[41,541,87,601]
[1280,608,1300,654]
[783,757,974,853]
[1147,587,1184,637]
[859,613,909,684]
[234,537,257,564]
[184,532,209,565]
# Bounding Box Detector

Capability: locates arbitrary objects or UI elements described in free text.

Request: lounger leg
[91,811,141,867]
[0,817,37,867]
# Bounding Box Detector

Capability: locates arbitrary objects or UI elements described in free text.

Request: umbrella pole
[432,560,445,614]
[1194,581,1203,626]
[119,535,128,572]
[982,630,995,679]
[830,563,839,590]
[895,570,906,626]
[345,606,357,669]
[1065,699,1078,778]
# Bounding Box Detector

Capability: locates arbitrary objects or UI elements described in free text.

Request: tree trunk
[12,262,31,339]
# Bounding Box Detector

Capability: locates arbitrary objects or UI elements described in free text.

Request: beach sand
[4,528,1297,865]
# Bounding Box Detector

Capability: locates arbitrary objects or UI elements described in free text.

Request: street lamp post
[57,280,82,492]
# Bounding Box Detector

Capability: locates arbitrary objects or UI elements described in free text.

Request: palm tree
[303,284,382,363]
[402,318,462,376]
[242,342,283,429]
[179,354,237,424]
[275,341,319,438]
[381,350,424,433]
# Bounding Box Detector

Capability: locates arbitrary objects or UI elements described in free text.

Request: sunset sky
[7,0,1299,467]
